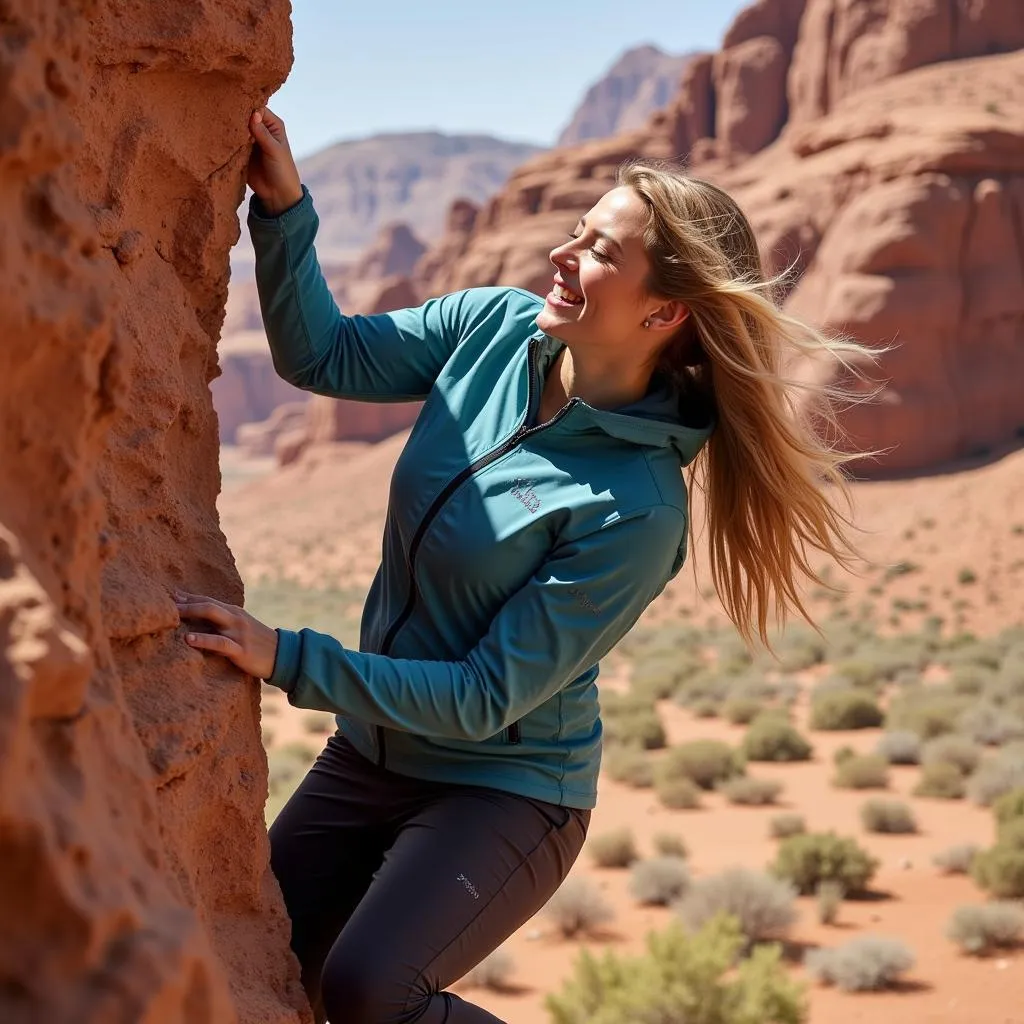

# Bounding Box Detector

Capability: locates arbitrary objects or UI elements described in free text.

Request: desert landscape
[2,0,1022,1022]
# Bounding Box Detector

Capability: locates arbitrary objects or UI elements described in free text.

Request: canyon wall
[0,2,309,1021]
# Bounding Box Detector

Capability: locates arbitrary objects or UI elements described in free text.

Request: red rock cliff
[0,3,309,1022]
[416,0,1024,474]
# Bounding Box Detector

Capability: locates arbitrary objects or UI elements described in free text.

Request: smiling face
[536,186,678,354]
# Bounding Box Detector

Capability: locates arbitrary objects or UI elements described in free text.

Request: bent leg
[320,788,589,1024]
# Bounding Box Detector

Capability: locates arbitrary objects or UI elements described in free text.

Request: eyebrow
[577,216,622,253]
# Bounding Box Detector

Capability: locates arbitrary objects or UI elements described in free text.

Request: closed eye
[567,231,612,263]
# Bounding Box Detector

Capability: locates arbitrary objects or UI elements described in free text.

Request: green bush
[950,663,995,695]
[546,914,807,1024]
[860,799,917,834]
[947,903,1024,956]
[602,700,667,750]
[932,843,980,874]
[769,813,807,840]
[677,868,798,945]
[655,775,703,810]
[588,827,639,868]
[629,856,691,906]
[967,749,1024,805]
[993,787,1024,831]
[921,734,983,775]
[972,837,1024,899]
[724,695,767,725]
[720,776,784,806]
[603,744,654,788]
[693,698,722,719]
[875,730,922,765]
[805,937,915,991]
[544,877,614,938]
[810,690,884,731]
[913,760,966,799]
[743,716,813,762]
[658,739,744,790]
[832,745,857,767]
[772,832,879,895]
[816,880,844,925]
[462,947,516,991]
[886,687,970,739]
[653,832,689,858]
[959,703,1024,746]
[833,754,890,790]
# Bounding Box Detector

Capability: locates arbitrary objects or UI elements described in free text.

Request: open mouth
[549,281,583,307]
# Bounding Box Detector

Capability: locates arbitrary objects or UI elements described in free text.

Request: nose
[549,238,577,272]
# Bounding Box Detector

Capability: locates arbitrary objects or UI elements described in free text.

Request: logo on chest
[510,478,541,514]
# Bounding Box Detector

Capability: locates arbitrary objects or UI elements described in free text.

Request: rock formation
[413,0,1024,475]
[556,45,698,146]
[0,2,309,1022]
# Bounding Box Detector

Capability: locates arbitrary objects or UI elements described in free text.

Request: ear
[645,299,689,332]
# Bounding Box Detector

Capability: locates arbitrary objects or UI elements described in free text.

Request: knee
[320,943,427,1024]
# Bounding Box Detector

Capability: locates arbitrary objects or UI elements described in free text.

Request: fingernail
[187,633,196,643]
[253,110,262,123]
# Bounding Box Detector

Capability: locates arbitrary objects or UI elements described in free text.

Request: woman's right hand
[247,106,304,216]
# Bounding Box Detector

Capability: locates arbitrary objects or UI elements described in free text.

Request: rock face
[556,46,698,146]
[0,3,309,1023]
[414,0,1024,475]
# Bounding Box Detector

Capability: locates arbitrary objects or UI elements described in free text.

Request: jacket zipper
[375,338,577,766]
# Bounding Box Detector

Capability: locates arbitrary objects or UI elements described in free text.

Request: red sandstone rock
[415,0,1024,475]
[0,2,309,1022]
[237,402,310,457]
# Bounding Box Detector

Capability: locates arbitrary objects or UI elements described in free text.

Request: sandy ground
[225,438,1024,1024]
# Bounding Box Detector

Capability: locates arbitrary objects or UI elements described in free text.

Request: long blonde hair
[619,160,872,645]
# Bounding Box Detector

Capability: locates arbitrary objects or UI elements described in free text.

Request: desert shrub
[653,832,689,858]
[546,914,807,1024]
[816,880,844,925]
[875,730,922,765]
[261,728,275,747]
[693,698,722,718]
[959,702,1024,746]
[588,827,639,868]
[603,744,654,788]
[860,799,917,834]
[674,669,734,711]
[805,937,915,992]
[544,878,614,938]
[723,695,766,725]
[921,734,983,775]
[629,856,691,906]
[772,832,878,895]
[967,749,1024,805]
[950,663,995,695]
[810,690,884,731]
[742,716,813,762]
[769,813,806,840]
[658,739,744,790]
[720,776,784,806]
[677,868,798,945]
[933,843,980,874]
[303,712,333,735]
[913,760,966,799]
[655,775,703,810]
[886,687,970,739]
[947,903,1024,956]
[461,947,515,990]
[602,699,666,750]
[265,742,318,823]
[832,745,857,766]
[993,787,1024,831]
[972,828,1024,898]
[833,754,890,790]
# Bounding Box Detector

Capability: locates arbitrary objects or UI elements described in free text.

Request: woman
[176,106,862,1023]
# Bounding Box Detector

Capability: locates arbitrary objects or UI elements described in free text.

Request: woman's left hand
[175,591,279,680]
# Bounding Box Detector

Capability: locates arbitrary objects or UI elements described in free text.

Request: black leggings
[268,731,590,1023]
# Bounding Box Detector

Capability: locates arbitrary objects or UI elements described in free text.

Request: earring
[643,318,651,328]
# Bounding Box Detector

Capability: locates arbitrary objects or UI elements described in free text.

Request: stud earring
[643,318,651,328]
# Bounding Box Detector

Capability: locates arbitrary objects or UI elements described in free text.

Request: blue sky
[274,0,749,158]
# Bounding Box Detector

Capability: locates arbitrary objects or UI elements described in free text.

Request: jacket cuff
[266,628,302,693]
[247,184,313,230]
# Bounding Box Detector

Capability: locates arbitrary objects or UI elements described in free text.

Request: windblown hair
[618,160,873,645]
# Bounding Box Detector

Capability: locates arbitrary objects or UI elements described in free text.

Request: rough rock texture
[0,3,309,1023]
[412,0,1024,475]
[557,45,698,146]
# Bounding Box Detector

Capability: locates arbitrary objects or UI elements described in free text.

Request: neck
[546,346,655,413]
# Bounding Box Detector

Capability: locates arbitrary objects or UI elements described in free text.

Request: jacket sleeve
[247,186,505,401]
[263,505,687,740]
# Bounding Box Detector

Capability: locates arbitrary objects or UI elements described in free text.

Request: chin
[536,307,573,340]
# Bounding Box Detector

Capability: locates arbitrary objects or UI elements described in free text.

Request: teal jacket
[248,186,713,808]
